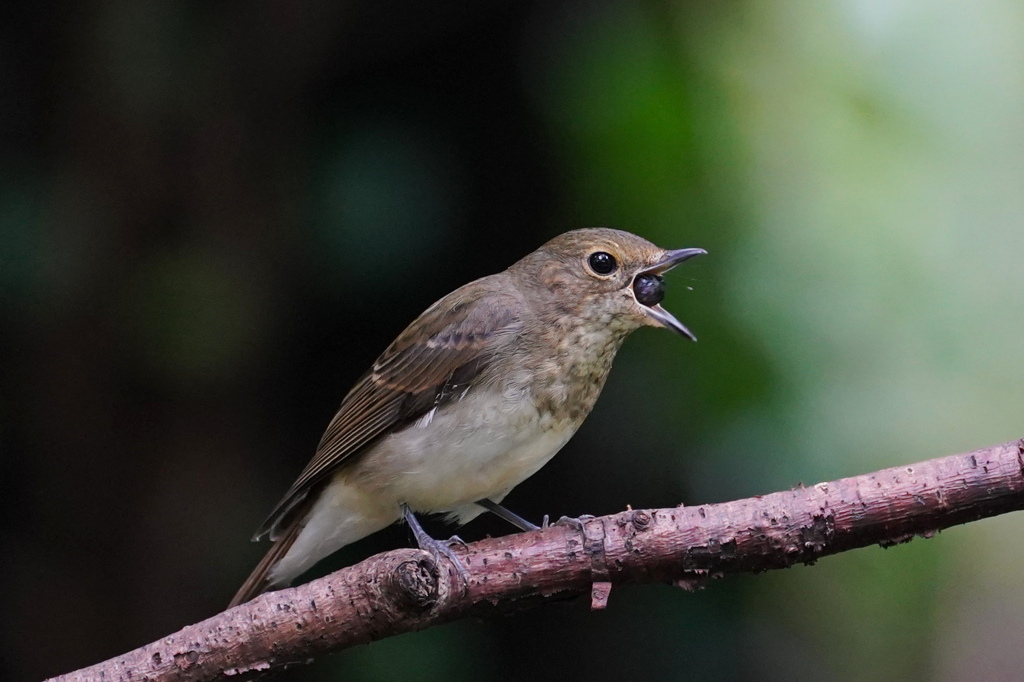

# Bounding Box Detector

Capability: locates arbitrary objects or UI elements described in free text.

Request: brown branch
[50,439,1024,682]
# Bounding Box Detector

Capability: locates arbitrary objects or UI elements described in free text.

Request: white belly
[271,387,576,585]
[369,387,576,511]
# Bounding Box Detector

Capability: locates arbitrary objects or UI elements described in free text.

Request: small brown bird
[230,228,705,606]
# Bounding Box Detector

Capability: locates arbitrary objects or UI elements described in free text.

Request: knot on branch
[387,558,440,612]
[629,510,652,531]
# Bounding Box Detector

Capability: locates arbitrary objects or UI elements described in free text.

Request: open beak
[637,248,706,341]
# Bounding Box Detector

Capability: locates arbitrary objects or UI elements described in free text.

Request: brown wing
[253,274,525,540]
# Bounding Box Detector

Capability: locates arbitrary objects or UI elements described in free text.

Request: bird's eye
[588,251,618,275]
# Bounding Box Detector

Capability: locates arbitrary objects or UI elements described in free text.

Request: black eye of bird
[633,273,665,306]
[588,251,617,275]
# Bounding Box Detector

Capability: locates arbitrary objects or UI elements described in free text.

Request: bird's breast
[530,317,628,422]
[345,379,578,512]
[339,319,628,513]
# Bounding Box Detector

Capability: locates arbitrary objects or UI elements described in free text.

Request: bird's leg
[475,498,540,532]
[402,504,469,584]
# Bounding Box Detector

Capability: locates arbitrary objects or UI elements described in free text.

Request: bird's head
[511,227,706,341]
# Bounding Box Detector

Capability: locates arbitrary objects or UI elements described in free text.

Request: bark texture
[50,439,1024,682]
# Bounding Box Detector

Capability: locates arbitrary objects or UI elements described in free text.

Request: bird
[229,227,705,607]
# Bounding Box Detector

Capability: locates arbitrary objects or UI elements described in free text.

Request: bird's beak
[645,248,707,275]
[643,304,697,341]
[637,248,706,341]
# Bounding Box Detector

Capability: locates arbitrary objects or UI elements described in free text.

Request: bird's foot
[445,534,469,549]
[553,514,596,534]
[402,504,469,587]
[420,536,470,585]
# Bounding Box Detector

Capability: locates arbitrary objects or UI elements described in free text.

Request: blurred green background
[3,1,1024,680]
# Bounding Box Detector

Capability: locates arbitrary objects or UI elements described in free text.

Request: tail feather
[228,520,303,608]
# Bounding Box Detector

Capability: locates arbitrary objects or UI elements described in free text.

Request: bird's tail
[228,520,303,608]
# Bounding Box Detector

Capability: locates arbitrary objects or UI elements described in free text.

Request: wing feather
[253,276,524,539]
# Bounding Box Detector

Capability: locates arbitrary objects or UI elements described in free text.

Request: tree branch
[50,439,1024,682]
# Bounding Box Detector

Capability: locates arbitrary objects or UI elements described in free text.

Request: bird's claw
[420,535,469,585]
[445,535,468,549]
[554,514,596,534]
[402,504,469,588]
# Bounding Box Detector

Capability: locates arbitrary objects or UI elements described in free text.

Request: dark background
[4,1,1024,680]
